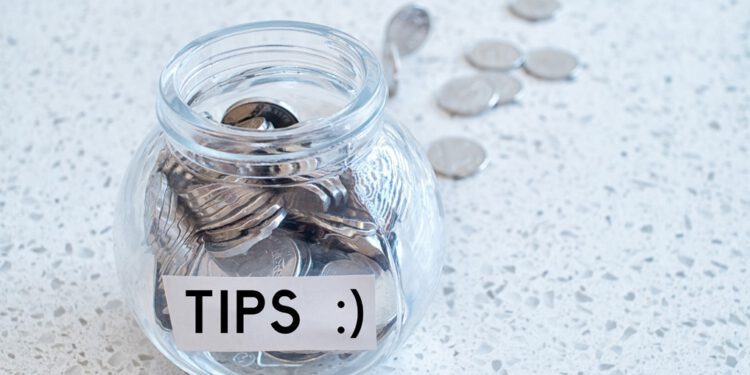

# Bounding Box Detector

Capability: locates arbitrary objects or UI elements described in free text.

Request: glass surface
[113,21,443,375]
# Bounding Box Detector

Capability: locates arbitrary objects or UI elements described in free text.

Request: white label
[163,275,376,352]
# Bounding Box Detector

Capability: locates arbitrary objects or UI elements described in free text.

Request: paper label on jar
[162,275,377,352]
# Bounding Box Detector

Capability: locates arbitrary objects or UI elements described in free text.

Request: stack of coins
[146,99,400,360]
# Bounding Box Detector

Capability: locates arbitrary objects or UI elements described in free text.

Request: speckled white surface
[1,0,749,374]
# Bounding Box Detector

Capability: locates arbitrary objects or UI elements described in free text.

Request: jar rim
[156,20,386,173]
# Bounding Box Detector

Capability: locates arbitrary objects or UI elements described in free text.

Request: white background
[1,0,749,374]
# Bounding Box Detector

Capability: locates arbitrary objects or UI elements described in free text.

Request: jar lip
[156,20,386,165]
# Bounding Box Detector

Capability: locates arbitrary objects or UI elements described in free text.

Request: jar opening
[156,21,386,178]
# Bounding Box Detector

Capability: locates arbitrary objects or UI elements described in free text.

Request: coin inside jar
[427,136,489,179]
[196,232,303,277]
[509,0,561,21]
[524,47,579,80]
[436,75,499,116]
[466,40,524,71]
[221,98,299,129]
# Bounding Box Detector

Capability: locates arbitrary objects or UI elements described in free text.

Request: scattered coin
[427,137,489,179]
[385,3,431,56]
[221,98,299,129]
[383,3,430,98]
[437,76,499,116]
[382,42,401,97]
[524,47,579,80]
[482,72,523,104]
[509,0,561,21]
[466,40,524,71]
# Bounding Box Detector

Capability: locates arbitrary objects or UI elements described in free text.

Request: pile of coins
[427,0,579,179]
[146,99,399,364]
[436,40,579,117]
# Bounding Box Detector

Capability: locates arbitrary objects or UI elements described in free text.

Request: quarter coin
[427,137,489,179]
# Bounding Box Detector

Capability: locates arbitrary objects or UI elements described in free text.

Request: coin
[466,40,524,71]
[509,0,560,21]
[203,206,287,258]
[427,137,489,179]
[221,98,299,129]
[436,76,499,116]
[385,3,431,56]
[382,42,401,97]
[524,47,578,80]
[482,72,523,104]
[261,351,326,365]
[196,232,303,277]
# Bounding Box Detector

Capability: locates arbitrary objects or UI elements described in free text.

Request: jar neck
[156,21,387,179]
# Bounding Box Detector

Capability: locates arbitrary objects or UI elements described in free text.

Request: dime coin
[436,76,499,116]
[221,98,299,129]
[524,47,579,80]
[466,40,524,71]
[481,72,523,104]
[427,137,489,179]
[385,3,431,56]
[509,0,561,21]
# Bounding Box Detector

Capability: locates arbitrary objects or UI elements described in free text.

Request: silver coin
[481,72,523,104]
[509,0,560,21]
[427,137,489,179]
[382,42,401,97]
[524,47,579,80]
[466,40,524,71]
[203,206,287,258]
[385,3,431,56]
[221,98,299,129]
[196,232,302,277]
[436,76,499,116]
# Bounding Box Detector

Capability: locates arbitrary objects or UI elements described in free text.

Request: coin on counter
[524,47,579,80]
[427,137,489,179]
[509,0,561,21]
[385,3,431,56]
[482,72,523,105]
[221,98,299,129]
[436,75,499,116]
[466,40,524,71]
[382,42,401,97]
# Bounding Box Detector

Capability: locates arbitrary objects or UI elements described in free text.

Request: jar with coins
[113,21,443,374]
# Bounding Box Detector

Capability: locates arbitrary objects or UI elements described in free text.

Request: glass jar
[113,21,443,374]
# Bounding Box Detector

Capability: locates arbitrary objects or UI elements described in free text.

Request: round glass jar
[113,21,443,374]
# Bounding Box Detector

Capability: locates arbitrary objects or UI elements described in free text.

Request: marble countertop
[2,0,749,373]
